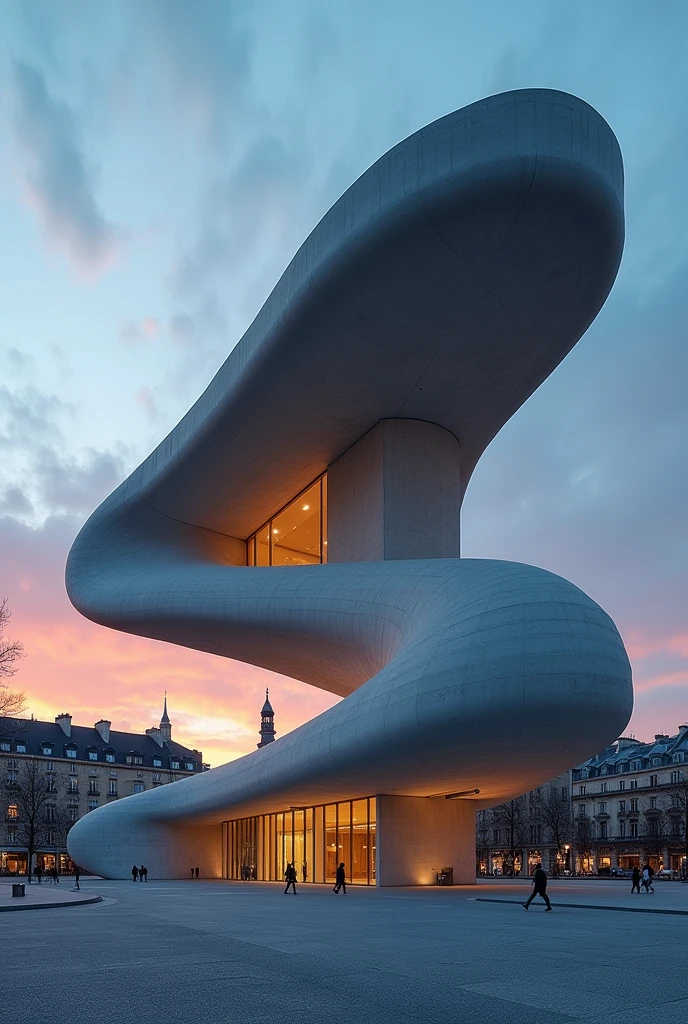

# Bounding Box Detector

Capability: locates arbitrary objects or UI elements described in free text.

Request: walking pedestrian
[74,866,80,891]
[191,866,194,878]
[333,862,347,894]
[35,864,42,885]
[195,866,199,879]
[284,862,297,894]
[523,863,552,911]
[140,864,147,882]
[52,865,59,885]
[132,864,139,882]
[641,864,655,893]
[631,866,641,893]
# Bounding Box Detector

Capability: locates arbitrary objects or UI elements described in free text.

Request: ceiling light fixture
[302,504,310,511]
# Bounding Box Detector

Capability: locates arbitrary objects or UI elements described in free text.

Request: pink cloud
[142,316,159,337]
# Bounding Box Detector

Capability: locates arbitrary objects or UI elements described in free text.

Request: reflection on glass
[337,801,351,881]
[256,526,270,566]
[224,795,375,885]
[247,475,327,567]
[325,803,337,882]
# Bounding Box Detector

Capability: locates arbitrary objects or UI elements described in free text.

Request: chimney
[56,713,72,737]
[146,727,163,747]
[95,719,111,743]
[678,724,688,735]
[655,733,670,742]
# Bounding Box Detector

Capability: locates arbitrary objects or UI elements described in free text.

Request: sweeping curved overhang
[66,89,632,877]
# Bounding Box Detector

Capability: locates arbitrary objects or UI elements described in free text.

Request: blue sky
[1,0,687,763]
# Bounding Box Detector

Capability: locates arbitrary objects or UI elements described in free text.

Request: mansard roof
[0,716,204,770]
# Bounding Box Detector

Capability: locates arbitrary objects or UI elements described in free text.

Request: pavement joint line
[0,896,103,913]
[474,897,688,917]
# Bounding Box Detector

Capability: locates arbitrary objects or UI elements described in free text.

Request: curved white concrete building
[66,88,632,885]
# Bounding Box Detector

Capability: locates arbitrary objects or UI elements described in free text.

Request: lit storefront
[247,475,327,566]
[223,796,376,885]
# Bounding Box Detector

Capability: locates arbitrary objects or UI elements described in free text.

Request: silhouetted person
[35,864,42,885]
[302,862,308,883]
[74,866,81,891]
[52,866,59,885]
[523,863,552,911]
[132,865,139,882]
[642,864,654,893]
[333,863,347,894]
[284,862,297,894]
[195,866,199,879]
[191,867,194,878]
[631,866,641,893]
[140,864,147,882]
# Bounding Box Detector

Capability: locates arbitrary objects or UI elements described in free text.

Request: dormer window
[105,752,116,763]
[153,757,162,768]
[0,741,10,752]
[42,744,53,756]
[66,747,77,759]
[171,760,180,770]
[16,742,26,753]
[88,751,98,761]
[185,762,194,771]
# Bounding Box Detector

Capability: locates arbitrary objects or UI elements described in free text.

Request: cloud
[136,387,158,422]
[0,487,34,517]
[10,58,120,276]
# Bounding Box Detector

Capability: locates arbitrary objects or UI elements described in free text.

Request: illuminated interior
[222,796,376,884]
[246,475,327,566]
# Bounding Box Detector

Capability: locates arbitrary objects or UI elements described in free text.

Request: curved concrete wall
[66,89,632,879]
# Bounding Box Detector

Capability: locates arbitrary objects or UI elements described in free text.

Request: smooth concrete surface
[0,880,102,912]
[327,420,461,562]
[66,88,632,879]
[5,880,688,1024]
[376,795,475,886]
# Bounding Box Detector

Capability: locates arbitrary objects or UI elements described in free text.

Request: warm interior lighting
[272,529,279,534]
[302,504,309,510]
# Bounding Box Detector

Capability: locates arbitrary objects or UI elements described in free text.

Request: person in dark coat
[74,866,81,891]
[140,864,147,882]
[631,866,641,893]
[523,863,552,910]
[284,862,297,894]
[132,865,139,882]
[333,863,347,894]
[195,866,199,879]
[35,864,42,885]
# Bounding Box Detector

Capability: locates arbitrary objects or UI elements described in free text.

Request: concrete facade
[377,796,475,886]
[328,420,461,563]
[66,89,633,884]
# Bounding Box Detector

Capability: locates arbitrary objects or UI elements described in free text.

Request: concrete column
[376,795,475,886]
[327,419,461,563]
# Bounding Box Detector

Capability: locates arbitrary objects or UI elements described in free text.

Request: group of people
[631,864,655,893]
[283,861,347,894]
[32,865,61,885]
[190,866,200,878]
[131,864,149,881]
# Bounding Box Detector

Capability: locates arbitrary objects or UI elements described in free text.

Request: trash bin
[436,867,454,886]
[12,883,26,898]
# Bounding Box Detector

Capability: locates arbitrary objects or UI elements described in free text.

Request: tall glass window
[224,796,375,885]
[247,474,327,566]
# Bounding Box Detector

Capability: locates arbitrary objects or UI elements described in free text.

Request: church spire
[160,692,172,743]
[257,688,276,748]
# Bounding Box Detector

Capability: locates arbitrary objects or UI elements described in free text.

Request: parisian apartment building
[477,723,688,878]
[570,725,688,875]
[1,697,206,875]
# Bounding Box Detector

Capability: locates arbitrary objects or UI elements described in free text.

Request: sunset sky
[1,0,687,769]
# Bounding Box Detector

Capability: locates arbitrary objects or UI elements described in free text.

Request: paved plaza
[3,878,688,1023]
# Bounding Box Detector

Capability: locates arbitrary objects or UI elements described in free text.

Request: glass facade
[246,475,327,566]
[222,796,376,885]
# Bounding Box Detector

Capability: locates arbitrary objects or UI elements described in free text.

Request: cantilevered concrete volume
[66,89,632,885]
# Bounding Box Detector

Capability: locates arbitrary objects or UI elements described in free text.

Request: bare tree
[574,813,594,873]
[495,797,526,875]
[11,758,53,879]
[476,810,490,875]
[539,784,573,875]
[0,598,26,718]
[670,771,688,878]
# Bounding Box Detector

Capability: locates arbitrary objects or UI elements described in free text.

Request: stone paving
[0,879,101,912]
[3,878,688,1023]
